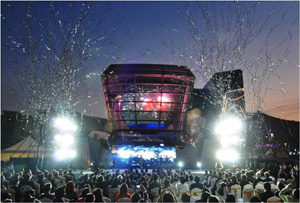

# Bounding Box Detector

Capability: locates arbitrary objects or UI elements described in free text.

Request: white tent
[1,136,50,161]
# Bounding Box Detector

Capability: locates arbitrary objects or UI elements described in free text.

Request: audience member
[199,191,211,202]
[93,188,104,202]
[85,193,95,202]
[38,182,55,201]
[250,196,262,202]
[53,186,66,202]
[240,174,250,190]
[149,174,161,190]
[263,172,273,182]
[260,182,274,202]
[186,175,195,187]
[76,187,89,202]
[225,194,235,202]
[190,176,203,190]
[1,158,298,203]
[181,193,190,203]
[64,181,78,201]
[131,192,141,202]
[279,183,299,202]
[208,195,221,202]
[254,172,263,187]
[116,183,132,201]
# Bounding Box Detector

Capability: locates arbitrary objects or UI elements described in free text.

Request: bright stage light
[55,134,74,146]
[215,117,243,136]
[55,134,61,141]
[219,134,241,148]
[141,96,171,111]
[157,96,170,111]
[157,96,170,103]
[142,98,153,111]
[216,149,240,162]
[219,136,231,148]
[197,162,201,167]
[230,135,240,145]
[53,117,77,132]
[54,149,76,160]
[178,161,184,167]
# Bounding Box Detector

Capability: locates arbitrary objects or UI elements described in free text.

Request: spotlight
[160,143,164,147]
[219,136,231,148]
[178,162,184,167]
[54,149,76,161]
[55,134,75,146]
[53,117,77,132]
[68,150,76,158]
[219,135,241,148]
[215,117,243,136]
[54,134,61,141]
[197,162,201,167]
[216,149,240,163]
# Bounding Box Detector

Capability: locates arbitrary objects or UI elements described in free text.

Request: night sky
[1,1,299,121]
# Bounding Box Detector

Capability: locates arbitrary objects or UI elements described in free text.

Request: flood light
[215,117,243,136]
[219,134,241,148]
[197,162,201,167]
[216,149,240,162]
[55,134,74,146]
[54,149,76,161]
[178,161,184,167]
[54,117,77,132]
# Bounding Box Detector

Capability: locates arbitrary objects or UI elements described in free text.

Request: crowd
[1,159,299,202]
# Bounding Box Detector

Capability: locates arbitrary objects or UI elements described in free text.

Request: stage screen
[116,145,176,162]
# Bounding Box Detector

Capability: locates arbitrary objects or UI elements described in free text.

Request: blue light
[127,123,167,129]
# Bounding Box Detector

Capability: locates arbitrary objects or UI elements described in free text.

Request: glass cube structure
[102,64,195,144]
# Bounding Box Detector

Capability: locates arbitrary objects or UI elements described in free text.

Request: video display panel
[116,145,176,162]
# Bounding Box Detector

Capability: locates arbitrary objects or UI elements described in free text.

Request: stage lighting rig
[54,149,76,160]
[53,117,78,132]
[216,149,240,163]
[54,134,74,147]
[215,117,243,136]
[215,117,244,149]
[52,117,77,161]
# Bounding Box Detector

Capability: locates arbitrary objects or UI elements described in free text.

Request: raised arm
[279,183,292,202]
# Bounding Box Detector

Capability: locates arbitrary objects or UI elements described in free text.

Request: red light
[142,99,153,111]
[157,96,170,111]
[142,96,170,111]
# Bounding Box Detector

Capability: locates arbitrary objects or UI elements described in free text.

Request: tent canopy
[1,136,50,161]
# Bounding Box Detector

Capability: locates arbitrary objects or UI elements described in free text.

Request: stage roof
[102,64,195,78]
